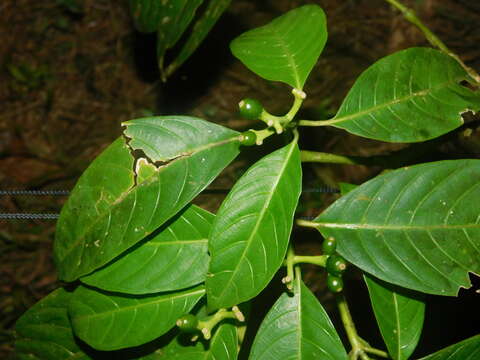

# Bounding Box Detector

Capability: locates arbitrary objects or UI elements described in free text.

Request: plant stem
[259,87,306,133]
[337,294,389,359]
[385,0,480,83]
[283,245,296,290]
[296,219,320,229]
[198,308,242,340]
[301,150,360,165]
[250,128,275,145]
[292,255,328,267]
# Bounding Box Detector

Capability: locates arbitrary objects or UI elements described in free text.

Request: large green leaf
[15,288,92,360]
[314,160,480,296]
[206,140,302,310]
[329,47,480,142]
[81,205,213,294]
[230,5,327,89]
[364,274,425,360]
[418,335,480,360]
[164,0,232,79]
[249,275,347,360]
[68,285,205,351]
[54,116,240,282]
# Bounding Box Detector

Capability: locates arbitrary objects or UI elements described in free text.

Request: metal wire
[0,186,339,220]
[0,189,70,196]
[0,213,60,220]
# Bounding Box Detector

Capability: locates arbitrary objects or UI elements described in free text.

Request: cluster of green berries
[322,237,348,293]
[238,98,264,147]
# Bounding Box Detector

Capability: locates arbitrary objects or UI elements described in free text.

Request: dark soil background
[1,0,479,358]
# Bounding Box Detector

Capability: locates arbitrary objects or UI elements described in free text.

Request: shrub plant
[15,2,480,359]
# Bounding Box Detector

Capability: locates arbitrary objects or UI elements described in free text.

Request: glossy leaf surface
[315,160,480,296]
[364,274,425,360]
[249,276,347,360]
[15,288,91,360]
[330,48,480,142]
[231,5,327,89]
[55,116,240,282]
[81,205,213,294]
[164,0,232,79]
[69,285,205,351]
[206,141,302,310]
[418,335,480,360]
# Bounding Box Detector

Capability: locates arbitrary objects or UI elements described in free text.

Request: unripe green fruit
[238,98,263,120]
[326,255,348,276]
[322,237,336,255]
[240,131,257,146]
[327,274,344,293]
[176,314,199,333]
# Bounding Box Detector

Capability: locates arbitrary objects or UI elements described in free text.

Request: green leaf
[314,159,480,296]
[364,274,425,360]
[156,1,205,73]
[15,288,92,360]
[329,48,480,142]
[417,334,480,360]
[81,205,213,294]
[129,0,203,34]
[68,285,205,351]
[230,5,327,89]
[158,324,238,359]
[54,116,240,282]
[164,0,232,79]
[249,276,348,360]
[206,141,302,310]
[339,182,358,196]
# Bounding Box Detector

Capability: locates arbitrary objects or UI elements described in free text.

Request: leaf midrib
[316,222,480,230]
[213,142,297,305]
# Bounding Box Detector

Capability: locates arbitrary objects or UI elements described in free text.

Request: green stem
[283,245,296,290]
[198,308,242,340]
[296,219,320,229]
[245,128,275,146]
[292,255,328,267]
[385,0,480,84]
[259,88,306,133]
[301,150,361,165]
[285,88,306,122]
[337,294,389,359]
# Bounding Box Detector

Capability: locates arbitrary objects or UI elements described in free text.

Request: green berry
[240,130,257,146]
[238,98,263,120]
[327,274,344,293]
[176,314,199,333]
[326,255,348,276]
[322,237,336,255]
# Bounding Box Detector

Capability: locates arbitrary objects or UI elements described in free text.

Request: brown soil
[1,0,479,358]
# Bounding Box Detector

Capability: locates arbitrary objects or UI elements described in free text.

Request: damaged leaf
[54,116,240,282]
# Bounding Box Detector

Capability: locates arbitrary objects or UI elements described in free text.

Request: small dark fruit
[326,255,348,276]
[240,130,257,146]
[238,98,263,120]
[176,314,199,333]
[322,237,336,255]
[327,274,344,293]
